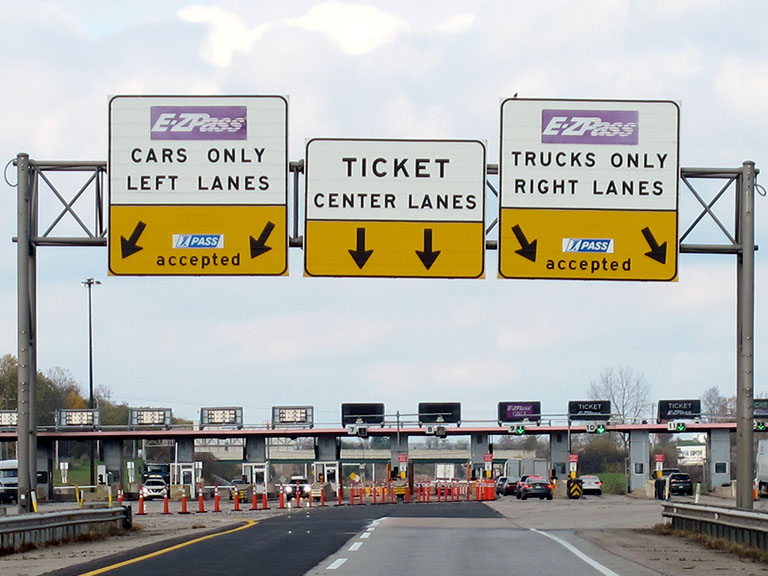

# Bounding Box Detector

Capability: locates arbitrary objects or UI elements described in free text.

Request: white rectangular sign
[109,95,288,206]
[500,99,679,211]
[305,138,486,222]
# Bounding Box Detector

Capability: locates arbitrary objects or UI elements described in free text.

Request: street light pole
[82,278,101,488]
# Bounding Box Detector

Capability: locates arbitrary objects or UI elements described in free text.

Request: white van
[0,459,18,503]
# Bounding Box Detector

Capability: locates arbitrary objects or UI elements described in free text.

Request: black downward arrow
[348,227,373,269]
[120,221,146,258]
[512,224,537,262]
[641,227,667,264]
[250,221,275,258]
[416,228,441,270]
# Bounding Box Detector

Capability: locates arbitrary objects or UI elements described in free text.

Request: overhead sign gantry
[498,98,680,280]
[108,95,288,276]
[304,138,486,278]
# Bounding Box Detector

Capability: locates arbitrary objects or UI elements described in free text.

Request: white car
[579,474,603,495]
[142,478,167,500]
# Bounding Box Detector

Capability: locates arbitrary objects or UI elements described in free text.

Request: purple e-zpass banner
[541,109,638,145]
[150,106,247,140]
[499,401,541,422]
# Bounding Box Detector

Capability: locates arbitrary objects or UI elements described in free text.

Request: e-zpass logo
[150,106,247,141]
[562,238,615,253]
[173,234,225,249]
[542,109,638,145]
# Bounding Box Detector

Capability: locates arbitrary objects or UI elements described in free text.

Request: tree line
[0,353,182,426]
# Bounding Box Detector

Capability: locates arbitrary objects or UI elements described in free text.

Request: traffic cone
[279,486,285,509]
[233,488,241,511]
[213,484,221,513]
[180,491,189,514]
[262,492,269,510]
[163,486,170,514]
[137,486,146,516]
[251,489,259,511]
[197,490,207,513]
[321,487,326,507]
[117,485,124,504]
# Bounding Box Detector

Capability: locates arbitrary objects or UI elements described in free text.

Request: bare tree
[589,366,652,425]
[701,385,735,420]
[588,366,651,450]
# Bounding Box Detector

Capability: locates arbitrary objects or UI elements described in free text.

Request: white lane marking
[360,532,371,539]
[366,526,376,532]
[327,558,347,570]
[530,529,621,576]
[349,542,363,551]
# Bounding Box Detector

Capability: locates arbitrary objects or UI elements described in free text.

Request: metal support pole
[82,278,100,488]
[736,161,756,509]
[16,153,32,513]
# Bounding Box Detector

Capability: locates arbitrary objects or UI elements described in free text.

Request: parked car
[142,478,167,500]
[495,476,508,496]
[282,476,312,501]
[517,475,553,500]
[668,472,694,495]
[579,474,603,495]
[503,476,520,496]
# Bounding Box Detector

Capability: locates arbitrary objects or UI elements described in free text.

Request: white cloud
[433,13,474,34]
[716,56,768,121]
[381,96,453,138]
[638,0,721,18]
[216,312,395,363]
[178,5,268,67]
[285,1,407,56]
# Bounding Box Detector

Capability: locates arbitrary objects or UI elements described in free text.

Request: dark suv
[668,472,693,495]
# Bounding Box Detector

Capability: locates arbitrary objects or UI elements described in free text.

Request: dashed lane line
[327,558,348,570]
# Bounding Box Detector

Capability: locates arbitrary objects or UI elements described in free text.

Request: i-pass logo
[562,238,615,253]
[150,106,247,140]
[173,234,225,249]
[542,109,638,145]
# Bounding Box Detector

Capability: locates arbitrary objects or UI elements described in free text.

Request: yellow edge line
[76,519,258,576]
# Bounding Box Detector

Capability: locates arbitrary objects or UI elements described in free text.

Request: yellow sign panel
[109,205,287,276]
[498,209,677,281]
[305,221,484,278]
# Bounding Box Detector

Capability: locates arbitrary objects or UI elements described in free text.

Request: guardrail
[661,502,768,550]
[0,506,132,555]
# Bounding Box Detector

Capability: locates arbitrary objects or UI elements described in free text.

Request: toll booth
[312,461,340,492]
[170,462,202,498]
[243,462,270,496]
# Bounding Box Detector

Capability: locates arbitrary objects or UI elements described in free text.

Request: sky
[1,0,766,428]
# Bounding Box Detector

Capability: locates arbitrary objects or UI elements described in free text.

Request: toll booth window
[634,463,644,475]
[715,462,727,474]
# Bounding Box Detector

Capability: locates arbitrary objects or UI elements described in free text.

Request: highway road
[35,496,768,576]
